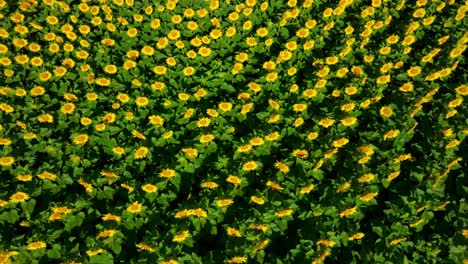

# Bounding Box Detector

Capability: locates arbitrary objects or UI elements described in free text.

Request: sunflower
[16,174,32,182]
[159,169,176,178]
[305,132,319,142]
[73,134,89,145]
[407,66,422,77]
[181,148,198,159]
[136,243,156,253]
[384,130,400,140]
[60,103,75,115]
[172,230,190,243]
[94,77,110,86]
[101,214,121,222]
[135,97,149,107]
[360,192,379,202]
[38,171,57,181]
[153,66,167,75]
[112,147,125,156]
[0,156,15,167]
[37,114,54,123]
[127,202,143,213]
[333,137,349,148]
[134,147,149,159]
[242,161,258,171]
[292,149,308,159]
[9,191,29,203]
[358,173,375,183]
[319,118,335,128]
[446,140,460,149]
[199,134,215,144]
[148,115,164,126]
[141,46,155,56]
[349,232,365,241]
[339,206,358,218]
[275,209,293,217]
[223,175,241,187]
[250,196,265,205]
[103,64,117,74]
[380,106,393,118]
[341,117,357,126]
[216,199,234,207]
[97,229,116,239]
[196,118,211,127]
[39,71,52,81]
[26,241,46,251]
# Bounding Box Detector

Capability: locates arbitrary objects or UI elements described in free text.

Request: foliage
[0,0,467,263]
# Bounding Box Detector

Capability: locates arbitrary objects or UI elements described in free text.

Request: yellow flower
[132,130,146,140]
[407,66,422,77]
[333,137,349,148]
[102,214,121,222]
[341,117,357,127]
[127,202,143,213]
[380,106,393,118]
[9,191,30,203]
[218,102,233,112]
[112,147,125,156]
[275,209,293,217]
[172,230,190,243]
[307,132,319,141]
[446,140,460,149]
[319,118,335,128]
[73,134,89,145]
[349,232,365,241]
[339,206,358,218]
[317,239,336,247]
[103,64,117,74]
[253,239,270,253]
[266,180,284,191]
[384,130,400,140]
[141,184,158,193]
[226,175,241,186]
[216,199,234,207]
[228,256,247,263]
[181,148,198,159]
[201,181,218,189]
[292,149,308,159]
[60,103,75,114]
[293,103,307,112]
[242,161,258,171]
[390,237,407,246]
[134,146,149,159]
[97,229,116,239]
[250,196,265,205]
[298,182,314,194]
[86,249,103,256]
[358,173,375,183]
[136,243,156,253]
[197,118,211,127]
[199,134,215,144]
[159,169,176,178]
[26,241,46,251]
[226,227,242,237]
[274,161,290,173]
[183,66,195,76]
[360,192,379,202]
[16,174,33,182]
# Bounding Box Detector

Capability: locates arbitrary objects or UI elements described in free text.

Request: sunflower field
[0,0,467,263]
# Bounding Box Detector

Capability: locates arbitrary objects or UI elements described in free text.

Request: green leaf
[64,212,85,232]
[47,244,62,259]
[89,253,114,264]
[21,199,36,215]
